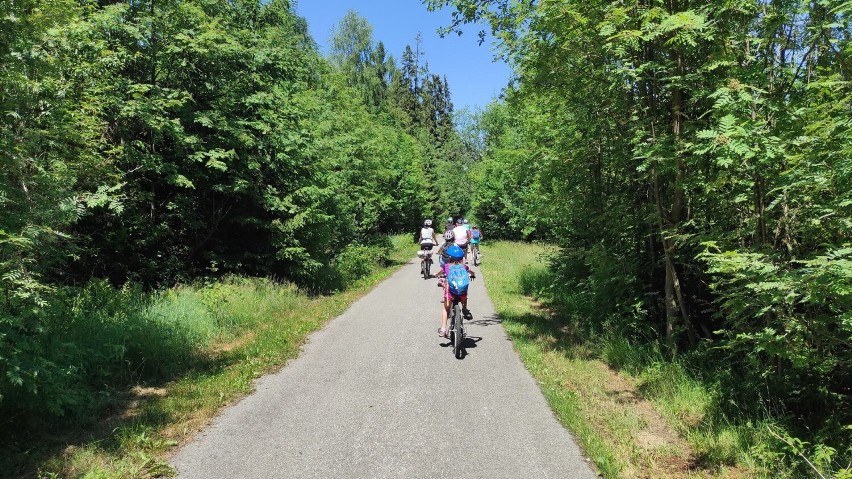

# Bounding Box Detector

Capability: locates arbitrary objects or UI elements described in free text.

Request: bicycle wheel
[425,256,432,279]
[448,311,456,346]
[473,246,480,266]
[452,303,463,358]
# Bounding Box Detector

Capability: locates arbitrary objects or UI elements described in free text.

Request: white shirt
[420,227,435,244]
[452,225,469,245]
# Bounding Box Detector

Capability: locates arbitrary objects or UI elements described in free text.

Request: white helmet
[443,230,455,241]
[424,219,432,226]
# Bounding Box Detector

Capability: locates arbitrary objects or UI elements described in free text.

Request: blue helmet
[446,244,464,260]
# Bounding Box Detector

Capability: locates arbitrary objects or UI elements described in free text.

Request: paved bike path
[171,256,598,478]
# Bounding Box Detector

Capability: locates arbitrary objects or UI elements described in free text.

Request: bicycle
[418,246,433,279]
[448,297,465,359]
[471,243,481,266]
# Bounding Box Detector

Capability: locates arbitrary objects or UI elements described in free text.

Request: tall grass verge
[1,235,414,479]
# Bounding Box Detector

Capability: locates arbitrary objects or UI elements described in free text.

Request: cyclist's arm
[466,265,476,278]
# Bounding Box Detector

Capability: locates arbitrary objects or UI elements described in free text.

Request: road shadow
[467,313,502,327]
[439,334,482,360]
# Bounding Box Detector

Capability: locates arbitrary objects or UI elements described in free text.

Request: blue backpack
[446,264,470,296]
[471,229,481,239]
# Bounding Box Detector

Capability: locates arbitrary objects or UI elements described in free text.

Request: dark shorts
[420,243,434,251]
[444,289,468,303]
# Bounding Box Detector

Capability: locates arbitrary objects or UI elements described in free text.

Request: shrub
[336,244,386,285]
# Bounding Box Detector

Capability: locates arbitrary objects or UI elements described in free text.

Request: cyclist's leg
[461,295,472,318]
[440,291,451,336]
[424,244,434,273]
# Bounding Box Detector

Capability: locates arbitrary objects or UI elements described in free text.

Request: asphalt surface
[170,254,598,478]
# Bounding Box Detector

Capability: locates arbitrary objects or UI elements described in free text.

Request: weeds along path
[170,255,597,479]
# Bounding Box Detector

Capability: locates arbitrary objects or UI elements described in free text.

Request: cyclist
[436,230,454,287]
[444,217,455,234]
[419,219,438,276]
[470,225,482,261]
[452,218,471,263]
[435,244,475,338]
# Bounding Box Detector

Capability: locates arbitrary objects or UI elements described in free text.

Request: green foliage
[335,244,387,286]
[0,274,340,433]
[463,101,540,239]
[1,281,182,422]
[0,0,475,450]
[699,246,852,442]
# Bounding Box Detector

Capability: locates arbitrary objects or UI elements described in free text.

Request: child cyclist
[469,225,482,259]
[436,230,454,287]
[435,244,475,338]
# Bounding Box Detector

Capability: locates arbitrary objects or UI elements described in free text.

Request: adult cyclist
[419,219,438,276]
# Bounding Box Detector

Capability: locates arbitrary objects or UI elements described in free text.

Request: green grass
[479,241,772,478]
[3,235,415,479]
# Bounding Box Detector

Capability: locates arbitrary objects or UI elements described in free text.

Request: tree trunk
[654,171,697,345]
[658,47,697,346]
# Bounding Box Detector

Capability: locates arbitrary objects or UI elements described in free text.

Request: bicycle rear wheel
[452,303,463,358]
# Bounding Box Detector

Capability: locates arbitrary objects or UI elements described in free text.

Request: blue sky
[293,0,511,112]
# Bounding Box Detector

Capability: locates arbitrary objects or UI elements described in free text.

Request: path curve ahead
[171,255,597,479]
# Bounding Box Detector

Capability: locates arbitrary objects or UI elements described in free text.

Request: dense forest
[2,0,850,476]
[434,0,851,475]
[0,0,474,440]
